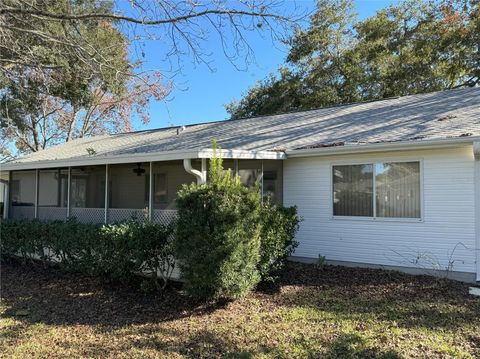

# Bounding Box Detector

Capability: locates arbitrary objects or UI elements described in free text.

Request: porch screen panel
[375,162,421,218]
[38,169,68,221]
[206,159,235,180]
[238,160,262,187]
[150,160,192,225]
[333,164,374,217]
[262,160,283,205]
[38,169,68,207]
[109,163,147,223]
[152,160,198,210]
[11,170,36,219]
[69,166,106,223]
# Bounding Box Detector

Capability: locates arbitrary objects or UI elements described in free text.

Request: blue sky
[132,0,399,131]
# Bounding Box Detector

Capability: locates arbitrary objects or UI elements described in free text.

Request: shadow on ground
[2,260,479,358]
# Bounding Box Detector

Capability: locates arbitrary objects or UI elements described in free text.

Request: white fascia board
[286,136,480,158]
[197,149,285,160]
[0,149,285,171]
[0,149,200,171]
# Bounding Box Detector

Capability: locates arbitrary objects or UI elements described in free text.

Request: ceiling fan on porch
[132,163,145,176]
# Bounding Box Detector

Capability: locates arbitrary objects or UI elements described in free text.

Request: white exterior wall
[284,146,477,275]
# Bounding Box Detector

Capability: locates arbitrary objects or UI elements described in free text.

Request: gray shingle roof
[8,87,480,165]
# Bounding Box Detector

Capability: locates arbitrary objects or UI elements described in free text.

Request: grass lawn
[1,261,479,358]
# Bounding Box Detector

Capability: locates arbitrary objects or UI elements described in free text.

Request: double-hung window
[332,161,421,219]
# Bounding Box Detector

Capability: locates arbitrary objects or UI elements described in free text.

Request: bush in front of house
[174,155,263,300]
[258,201,300,282]
[174,142,300,300]
[0,218,175,289]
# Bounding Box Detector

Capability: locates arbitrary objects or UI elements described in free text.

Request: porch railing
[10,206,178,226]
[70,208,106,224]
[38,207,68,221]
[10,206,35,220]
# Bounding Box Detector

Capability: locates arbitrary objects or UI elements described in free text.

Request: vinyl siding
[284,146,477,274]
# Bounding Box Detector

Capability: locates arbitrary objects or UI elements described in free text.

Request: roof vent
[176,125,186,135]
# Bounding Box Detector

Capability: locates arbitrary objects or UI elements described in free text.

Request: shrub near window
[174,141,300,300]
[258,202,300,282]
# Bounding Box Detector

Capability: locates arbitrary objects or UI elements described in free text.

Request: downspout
[183,158,206,184]
[473,142,480,281]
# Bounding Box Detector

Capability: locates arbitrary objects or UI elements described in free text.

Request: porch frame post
[234,159,239,177]
[261,160,264,203]
[66,166,71,219]
[34,168,39,218]
[7,171,13,219]
[201,158,207,183]
[104,164,109,224]
[148,161,153,221]
[3,173,10,219]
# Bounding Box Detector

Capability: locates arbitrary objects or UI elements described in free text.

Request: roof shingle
[7,87,480,165]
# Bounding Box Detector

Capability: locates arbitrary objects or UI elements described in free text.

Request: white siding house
[1,87,480,282]
[284,146,478,281]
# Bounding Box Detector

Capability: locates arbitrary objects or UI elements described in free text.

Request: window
[332,161,421,219]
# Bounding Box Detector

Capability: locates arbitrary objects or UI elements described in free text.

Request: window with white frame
[332,161,421,219]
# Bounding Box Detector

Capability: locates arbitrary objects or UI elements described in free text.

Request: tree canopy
[226,0,480,120]
[0,0,296,160]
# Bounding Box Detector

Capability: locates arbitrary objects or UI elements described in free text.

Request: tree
[0,0,297,157]
[0,0,294,81]
[0,0,163,155]
[226,0,480,119]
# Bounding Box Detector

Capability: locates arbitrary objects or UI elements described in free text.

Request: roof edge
[0,148,285,171]
[286,136,480,158]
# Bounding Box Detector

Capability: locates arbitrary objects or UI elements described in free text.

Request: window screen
[333,161,421,219]
[333,164,374,216]
[375,162,421,218]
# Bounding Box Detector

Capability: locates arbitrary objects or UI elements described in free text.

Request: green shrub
[258,202,300,282]
[174,149,262,300]
[174,141,300,300]
[0,218,174,288]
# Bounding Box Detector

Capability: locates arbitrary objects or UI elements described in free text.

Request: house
[1,87,480,282]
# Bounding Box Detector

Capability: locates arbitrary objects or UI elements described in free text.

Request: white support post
[66,167,71,219]
[234,159,239,177]
[104,164,109,224]
[201,158,207,183]
[3,174,9,219]
[149,162,153,221]
[34,169,39,218]
[7,171,12,219]
[261,160,264,203]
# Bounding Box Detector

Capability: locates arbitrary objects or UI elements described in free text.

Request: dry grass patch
[1,260,479,358]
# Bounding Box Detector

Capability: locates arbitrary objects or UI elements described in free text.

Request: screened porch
[6,159,283,225]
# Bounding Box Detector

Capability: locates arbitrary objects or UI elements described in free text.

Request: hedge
[0,218,175,289]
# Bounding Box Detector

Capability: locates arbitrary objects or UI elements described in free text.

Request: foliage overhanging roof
[4,87,480,168]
